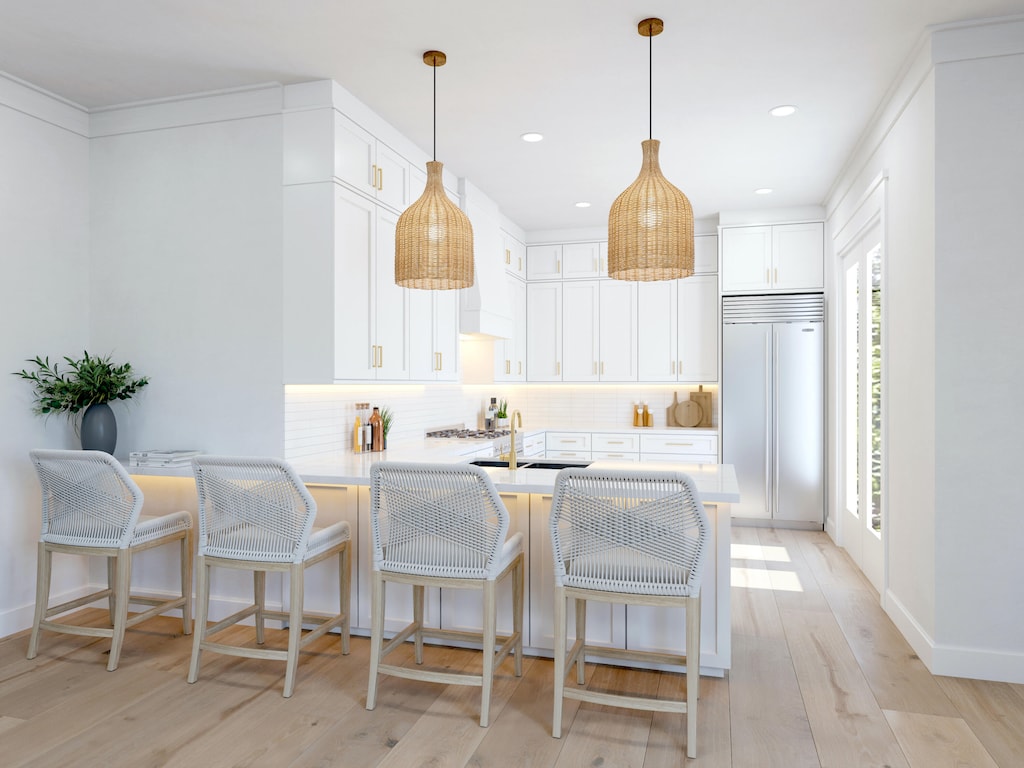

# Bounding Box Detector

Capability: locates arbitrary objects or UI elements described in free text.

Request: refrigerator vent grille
[722,293,824,323]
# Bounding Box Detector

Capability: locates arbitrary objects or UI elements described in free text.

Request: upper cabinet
[333,114,411,211]
[494,275,527,382]
[409,289,459,382]
[526,242,606,280]
[720,222,823,293]
[503,231,526,278]
[526,245,562,280]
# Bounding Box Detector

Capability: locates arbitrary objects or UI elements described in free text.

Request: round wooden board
[674,399,703,428]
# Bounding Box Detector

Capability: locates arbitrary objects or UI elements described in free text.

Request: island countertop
[128,442,739,502]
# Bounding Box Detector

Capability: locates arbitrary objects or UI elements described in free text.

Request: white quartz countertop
[128,439,739,503]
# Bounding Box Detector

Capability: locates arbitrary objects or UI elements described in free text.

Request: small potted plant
[379,405,394,450]
[495,399,509,429]
[13,351,149,454]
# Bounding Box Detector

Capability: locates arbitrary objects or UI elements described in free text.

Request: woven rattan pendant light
[395,50,474,290]
[607,18,694,282]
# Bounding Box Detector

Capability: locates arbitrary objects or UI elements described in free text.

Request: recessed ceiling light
[769,105,797,117]
[575,201,591,208]
[754,188,773,195]
[521,132,544,142]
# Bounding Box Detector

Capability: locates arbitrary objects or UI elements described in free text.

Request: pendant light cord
[648,29,653,140]
[432,54,437,161]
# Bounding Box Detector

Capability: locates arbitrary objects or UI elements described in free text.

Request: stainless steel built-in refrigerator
[722,294,824,526]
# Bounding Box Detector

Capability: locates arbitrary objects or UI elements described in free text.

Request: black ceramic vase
[81,402,117,454]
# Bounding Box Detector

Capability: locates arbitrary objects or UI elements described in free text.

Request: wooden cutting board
[674,399,703,428]
[690,385,713,428]
[666,392,680,427]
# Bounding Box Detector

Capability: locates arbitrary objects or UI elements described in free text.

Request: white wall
[933,44,1024,670]
[826,17,1024,681]
[0,76,91,635]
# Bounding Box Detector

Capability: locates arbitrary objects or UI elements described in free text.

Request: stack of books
[128,449,202,468]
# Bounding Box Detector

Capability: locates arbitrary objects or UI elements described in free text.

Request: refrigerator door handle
[773,326,781,518]
[765,326,773,514]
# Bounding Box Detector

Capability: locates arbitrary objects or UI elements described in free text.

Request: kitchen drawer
[592,451,639,462]
[641,452,718,465]
[592,433,641,453]
[545,432,591,452]
[640,433,719,456]
[523,433,546,457]
[547,450,592,460]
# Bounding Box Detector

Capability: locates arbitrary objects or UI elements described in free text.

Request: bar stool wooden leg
[552,585,567,738]
[480,579,497,727]
[187,555,209,684]
[366,571,385,710]
[180,530,193,635]
[107,549,132,671]
[513,554,524,677]
[27,542,50,660]
[339,542,351,655]
[686,595,700,759]
[575,597,587,685]
[283,564,304,698]
[107,556,117,624]
[254,570,266,645]
[413,584,425,664]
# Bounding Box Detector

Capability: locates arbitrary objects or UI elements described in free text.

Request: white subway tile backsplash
[284,382,717,460]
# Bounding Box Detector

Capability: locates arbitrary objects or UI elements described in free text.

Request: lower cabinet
[440,492,530,640]
[528,493,626,651]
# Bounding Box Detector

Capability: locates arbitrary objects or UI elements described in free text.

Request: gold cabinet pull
[371,345,378,368]
[600,361,605,375]
[672,360,676,374]
[518,257,522,272]
[505,359,511,374]
[556,259,561,273]
[505,248,511,265]
[608,440,624,445]
[667,442,694,447]
[518,361,522,375]
[378,346,384,368]
[556,361,560,376]
[766,268,770,284]
[774,267,778,283]
[593,362,597,375]
[371,164,377,189]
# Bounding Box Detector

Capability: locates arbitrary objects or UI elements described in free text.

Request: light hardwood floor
[2,528,1023,767]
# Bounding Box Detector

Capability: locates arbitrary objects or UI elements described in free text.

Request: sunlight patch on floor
[731,566,804,592]
[730,543,792,562]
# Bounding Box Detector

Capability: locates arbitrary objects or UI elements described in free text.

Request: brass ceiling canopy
[607,17,694,282]
[395,49,474,290]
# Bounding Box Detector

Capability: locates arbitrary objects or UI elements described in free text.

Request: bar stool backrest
[370,462,510,579]
[550,468,710,597]
[192,455,317,564]
[30,449,143,549]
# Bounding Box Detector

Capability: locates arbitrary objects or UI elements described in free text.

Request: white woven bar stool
[549,468,709,759]
[27,449,194,671]
[188,456,351,698]
[366,462,525,727]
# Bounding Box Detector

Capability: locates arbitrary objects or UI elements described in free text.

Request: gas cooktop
[426,428,511,440]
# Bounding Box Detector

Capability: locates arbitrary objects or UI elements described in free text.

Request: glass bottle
[369,406,383,452]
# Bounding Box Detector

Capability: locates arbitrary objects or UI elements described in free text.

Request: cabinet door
[562,281,600,382]
[694,234,719,274]
[721,226,772,292]
[441,492,530,640]
[408,289,435,380]
[636,281,678,381]
[773,222,824,291]
[503,231,527,277]
[599,280,637,381]
[529,493,625,652]
[510,278,527,380]
[526,245,562,280]
[373,207,409,379]
[375,142,411,212]
[433,289,460,381]
[333,186,377,380]
[562,242,603,279]
[527,282,562,381]
[333,113,377,198]
[677,274,719,382]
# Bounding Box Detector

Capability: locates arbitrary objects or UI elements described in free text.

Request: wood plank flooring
[2,529,1023,767]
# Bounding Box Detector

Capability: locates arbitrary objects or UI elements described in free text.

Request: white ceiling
[3,0,1023,232]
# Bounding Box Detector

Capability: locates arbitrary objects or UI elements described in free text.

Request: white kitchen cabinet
[562,242,604,279]
[527,282,562,381]
[640,432,719,464]
[299,484,361,623]
[562,281,600,382]
[721,222,823,293]
[694,234,719,274]
[526,244,562,280]
[529,493,625,651]
[334,112,411,212]
[409,288,459,381]
[637,274,718,383]
[333,187,408,380]
[522,432,546,458]
[599,280,638,381]
[545,432,591,453]
[495,276,527,382]
[282,182,408,382]
[440,492,530,641]
[503,231,526,278]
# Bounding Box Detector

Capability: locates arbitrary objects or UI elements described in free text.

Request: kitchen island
[129,446,738,675]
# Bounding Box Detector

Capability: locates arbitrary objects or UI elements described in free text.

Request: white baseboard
[885,588,1024,684]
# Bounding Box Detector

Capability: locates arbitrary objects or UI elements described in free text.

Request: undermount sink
[469,459,592,470]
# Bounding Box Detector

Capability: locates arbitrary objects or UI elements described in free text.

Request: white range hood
[458,178,513,339]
